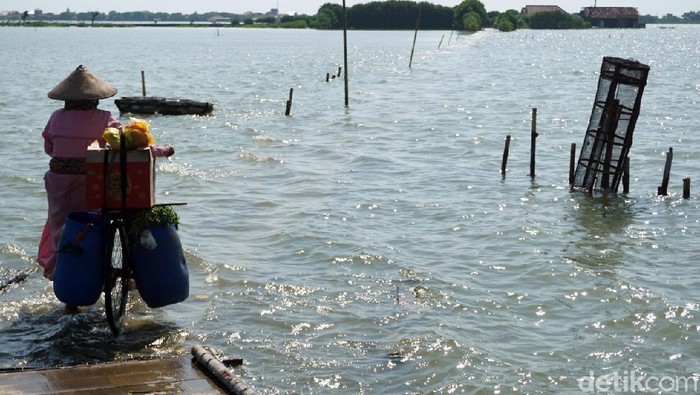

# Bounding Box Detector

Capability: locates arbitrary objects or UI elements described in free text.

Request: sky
[0,0,697,17]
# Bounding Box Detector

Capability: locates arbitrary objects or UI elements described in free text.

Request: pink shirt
[42,108,121,158]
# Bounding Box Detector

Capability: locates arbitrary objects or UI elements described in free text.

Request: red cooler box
[85,147,155,209]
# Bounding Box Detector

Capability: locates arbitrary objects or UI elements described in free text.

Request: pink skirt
[38,171,89,280]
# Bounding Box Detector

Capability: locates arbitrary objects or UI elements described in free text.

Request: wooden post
[192,346,252,395]
[529,108,538,178]
[337,67,342,77]
[285,88,294,116]
[141,70,146,96]
[448,31,453,45]
[409,7,422,69]
[438,34,444,49]
[569,143,576,186]
[683,178,691,199]
[501,135,511,177]
[623,157,630,194]
[658,147,673,196]
[342,0,349,107]
[326,73,330,82]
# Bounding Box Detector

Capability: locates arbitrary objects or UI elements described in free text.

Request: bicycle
[99,134,134,336]
[103,208,132,335]
[95,128,187,335]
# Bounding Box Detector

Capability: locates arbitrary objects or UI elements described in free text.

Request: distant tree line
[640,11,700,24]
[310,1,592,31]
[309,1,483,30]
[3,9,256,24]
[4,1,699,31]
[308,1,698,31]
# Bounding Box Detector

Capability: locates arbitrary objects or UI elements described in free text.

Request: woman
[38,65,121,313]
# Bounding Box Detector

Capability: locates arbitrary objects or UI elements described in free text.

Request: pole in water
[342,0,349,107]
[326,73,330,82]
[658,147,673,196]
[683,178,691,199]
[337,67,342,77]
[285,88,294,116]
[530,108,538,178]
[569,143,576,186]
[438,34,444,49]
[448,31,454,45]
[409,7,422,69]
[141,70,146,97]
[501,135,511,177]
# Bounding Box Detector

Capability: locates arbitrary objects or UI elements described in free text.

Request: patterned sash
[49,157,86,174]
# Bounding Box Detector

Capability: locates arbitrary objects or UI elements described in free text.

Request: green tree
[485,10,500,28]
[462,12,481,31]
[494,9,520,31]
[281,14,310,24]
[348,1,418,30]
[416,2,453,29]
[257,16,276,24]
[311,1,452,30]
[494,16,514,31]
[528,10,589,29]
[453,0,486,30]
[153,12,169,21]
[310,3,343,29]
[107,11,123,21]
[280,19,308,28]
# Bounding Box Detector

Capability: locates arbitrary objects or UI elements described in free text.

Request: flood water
[1,25,700,393]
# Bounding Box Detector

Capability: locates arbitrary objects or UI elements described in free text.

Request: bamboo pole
[501,135,511,177]
[658,147,673,196]
[141,70,146,96]
[438,34,444,49]
[342,0,349,107]
[191,346,255,395]
[285,88,294,116]
[658,148,673,195]
[409,7,422,69]
[529,108,538,178]
[569,143,576,186]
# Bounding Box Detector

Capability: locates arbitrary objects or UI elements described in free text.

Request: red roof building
[580,7,641,28]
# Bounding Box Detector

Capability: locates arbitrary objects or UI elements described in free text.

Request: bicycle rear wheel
[104,222,130,335]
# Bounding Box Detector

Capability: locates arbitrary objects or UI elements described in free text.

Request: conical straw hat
[48,65,117,100]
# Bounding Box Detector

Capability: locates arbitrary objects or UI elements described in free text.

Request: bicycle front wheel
[104,222,130,335]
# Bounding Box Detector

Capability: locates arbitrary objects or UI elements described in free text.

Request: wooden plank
[0,357,225,394]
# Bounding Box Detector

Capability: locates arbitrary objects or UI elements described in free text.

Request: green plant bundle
[130,205,180,233]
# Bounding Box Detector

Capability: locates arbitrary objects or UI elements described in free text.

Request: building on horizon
[580,6,641,28]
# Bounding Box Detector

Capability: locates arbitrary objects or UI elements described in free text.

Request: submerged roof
[581,7,639,19]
